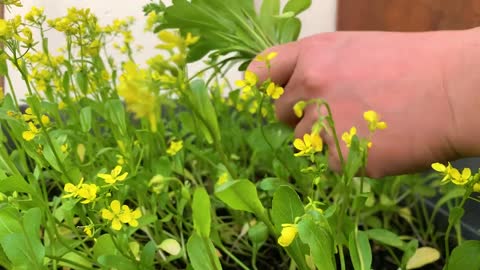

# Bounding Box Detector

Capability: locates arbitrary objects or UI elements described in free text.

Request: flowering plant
[0,1,479,270]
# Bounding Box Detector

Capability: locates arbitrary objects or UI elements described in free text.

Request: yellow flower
[256,52,278,63]
[101,200,130,231]
[342,127,357,148]
[293,133,323,157]
[235,71,258,93]
[76,184,98,204]
[363,110,387,132]
[450,168,471,186]
[277,224,298,247]
[101,200,142,230]
[22,122,40,141]
[293,101,306,118]
[83,224,94,237]
[217,172,229,185]
[41,115,50,125]
[61,144,68,153]
[167,140,183,156]
[431,162,454,183]
[266,82,284,100]
[63,178,98,204]
[97,165,128,185]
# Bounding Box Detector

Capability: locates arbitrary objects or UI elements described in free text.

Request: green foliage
[447,240,480,270]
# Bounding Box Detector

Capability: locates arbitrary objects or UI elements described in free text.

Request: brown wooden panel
[338,0,480,31]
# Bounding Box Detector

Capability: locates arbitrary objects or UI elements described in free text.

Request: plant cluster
[0,0,479,269]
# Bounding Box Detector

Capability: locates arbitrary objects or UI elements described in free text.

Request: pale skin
[248,28,480,178]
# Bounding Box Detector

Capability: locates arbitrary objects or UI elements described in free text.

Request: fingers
[247,41,300,86]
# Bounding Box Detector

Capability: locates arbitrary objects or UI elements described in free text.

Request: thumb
[247,41,300,86]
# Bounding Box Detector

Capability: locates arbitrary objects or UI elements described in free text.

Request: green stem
[217,244,251,270]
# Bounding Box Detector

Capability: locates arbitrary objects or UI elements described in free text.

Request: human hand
[248,29,480,177]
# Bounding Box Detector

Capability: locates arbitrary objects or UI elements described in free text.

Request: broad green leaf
[140,241,156,269]
[187,233,222,270]
[79,106,92,133]
[278,17,301,43]
[259,0,280,40]
[0,207,22,240]
[248,222,268,245]
[93,234,119,260]
[192,187,211,237]
[271,186,309,270]
[58,252,92,269]
[98,254,138,270]
[215,179,265,216]
[22,208,45,266]
[406,247,440,269]
[447,240,480,270]
[348,230,372,270]
[0,245,12,269]
[189,80,220,144]
[297,218,335,270]
[1,233,42,269]
[105,99,127,135]
[283,0,312,15]
[0,175,35,195]
[75,70,89,94]
[366,228,404,249]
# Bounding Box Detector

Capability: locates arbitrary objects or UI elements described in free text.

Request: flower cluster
[63,178,98,204]
[101,200,142,231]
[293,132,323,157]
[431,162,472,186]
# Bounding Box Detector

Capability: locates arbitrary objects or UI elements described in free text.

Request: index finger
[247,41,300,86]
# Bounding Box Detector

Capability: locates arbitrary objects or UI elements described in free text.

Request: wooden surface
[337,0,480,31]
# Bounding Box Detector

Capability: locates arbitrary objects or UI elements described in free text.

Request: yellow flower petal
[244,71,257,86]
[111,218,122,230]
[110,200,121,214]
[101,209,114,220]
[277,225,298,247]
[431,163,446,172]
[293,138,306,151]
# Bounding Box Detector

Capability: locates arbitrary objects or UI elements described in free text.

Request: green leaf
[105,99,127,135]
[401,240,419,269]
[447,240,480,270]
[93,234,119,260]
[297,218,335,270]
[278,17,301,43]
[0,245,12,269]
[0,207,22,240]
[140,241,156,269]
[189,80,220,144]
[345,136,364,180]
[1,233,41,269]
[271,186,309,270]
[283,0,312,15]
[0,175,35,195]
[215,179,265,216]
[58,252,92,270]
[75,69,89,94]
[259,0,280,40]
[98,254,138,270]
[248,222,268,245]
[366,228,404,249]
[79,106,92,133]
[22,208,44,266]
[192,187,211,237]
[348,230,372,270]
[187,233,222,270]
[448,206,465,226]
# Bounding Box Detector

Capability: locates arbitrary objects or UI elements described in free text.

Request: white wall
[5,0,336,98]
